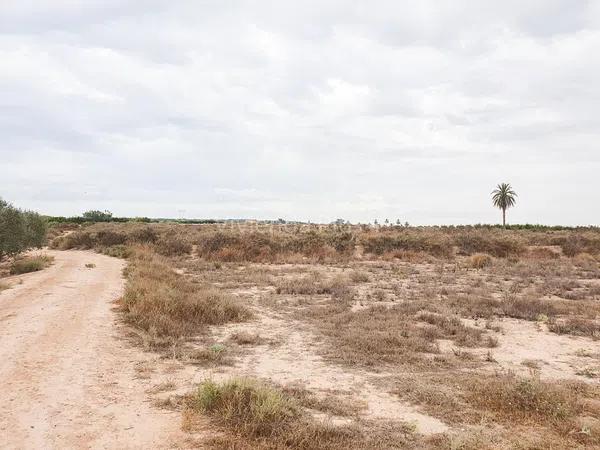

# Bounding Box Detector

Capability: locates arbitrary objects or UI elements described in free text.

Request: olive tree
[0,197,47,261]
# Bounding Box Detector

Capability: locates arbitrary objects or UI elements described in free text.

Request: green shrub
[0,198,47,261]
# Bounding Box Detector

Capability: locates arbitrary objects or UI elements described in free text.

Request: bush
[192,378,299,437]
[189,378,360,449]
[469,253,493,269]
[82,210,113,222]
[95,230,127,247]
[9,255,54,275]
[122,248,250,340]
[361,232,453,258]
[467,374,581,426]
[0,198,47,261]
[155,234,192,256]
[128,227,158,244]
[548,318,600,338]
[456,232,526,258]
[51,231,94,250]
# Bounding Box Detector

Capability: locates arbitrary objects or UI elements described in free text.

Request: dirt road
[0,250,185,449]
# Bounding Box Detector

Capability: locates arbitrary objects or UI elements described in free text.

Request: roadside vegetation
[0,197,47,262]
[9,254,54,275]
[48,220,600,448]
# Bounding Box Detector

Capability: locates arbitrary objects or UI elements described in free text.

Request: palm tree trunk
[502,208,506,227]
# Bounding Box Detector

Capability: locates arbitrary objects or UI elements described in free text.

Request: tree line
[0,197,47,261]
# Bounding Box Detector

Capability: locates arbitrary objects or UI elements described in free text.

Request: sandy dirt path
[0,250,185,449]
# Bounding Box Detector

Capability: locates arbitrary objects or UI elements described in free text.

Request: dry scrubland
[50,222,600,449]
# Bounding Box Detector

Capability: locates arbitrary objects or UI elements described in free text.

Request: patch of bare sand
[444,318,600,381]
[204,313,449,435]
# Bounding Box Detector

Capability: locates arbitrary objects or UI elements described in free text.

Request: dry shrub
[416,312,484,347]
[155,234,192,256]
[276,274,354,301]
[188,378,361,449]
[99,244,131,259]
[51,230,94,249]
[122,248,250,341]
[445,293,503,319]
[456,232,526,258]
[527,246,560,260]
[502,295,557,321]
[9,254,54,275]
[0,281,10,292]
[467,374,582,427]
[573,252,598,269]
[468,253,493,269]
[197,230,355,263]
[229,331,264,346]
[361,232,453,259]
[308,304,443,366]
[349,270,370,283]
[558,235,600,257]
[548,318,600,338]
[95,230,127,247]
[187,344,230,366]
[128,226,158,244]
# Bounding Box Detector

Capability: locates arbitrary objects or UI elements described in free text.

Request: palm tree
[491,183,517,227]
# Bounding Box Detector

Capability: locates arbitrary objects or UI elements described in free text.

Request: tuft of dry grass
[466,374,582,427]
[468,253,493,269]
[229,331,264,346]
[9,254,54,275]
[349,270,371,283]
[548,318,600,339]
[276,274,354,302]
[0,281,9,292]
[187,378,365,449]
[155,234,192,256]
[502,295,557,321]
[121,247,251,345]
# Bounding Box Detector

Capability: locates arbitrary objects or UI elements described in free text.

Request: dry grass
[9,254,54,275]
[121,247,250,345]
[187,378,359,449]
[0,281,9,292]
[187,378,419,450]
[548,318,600,339]
[304,300,493,367]
[275,273,354,301]
[229,331,264,346]
[46,223,600,448]
[468,253,493,269]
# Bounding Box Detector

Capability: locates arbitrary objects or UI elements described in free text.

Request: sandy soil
[0,250,185,450]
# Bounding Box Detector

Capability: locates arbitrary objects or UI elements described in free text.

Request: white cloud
[1,1,599,224]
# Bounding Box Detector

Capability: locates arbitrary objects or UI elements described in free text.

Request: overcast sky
[1,1,599,224]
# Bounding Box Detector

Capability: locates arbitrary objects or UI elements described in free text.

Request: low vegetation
[187,378,417,450]
[121,247,250,347]
[9,254,54,275]
[47,221,600,448]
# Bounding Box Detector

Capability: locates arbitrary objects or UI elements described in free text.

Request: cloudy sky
[1,1,599,224]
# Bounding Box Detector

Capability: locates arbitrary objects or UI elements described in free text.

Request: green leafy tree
[491,183,517,227]
[23,211,47,248]
[82,210,113,222]
[0,198,47,261]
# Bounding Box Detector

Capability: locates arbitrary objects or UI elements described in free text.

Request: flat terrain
[0,250,184,449]
[3,224,600,449]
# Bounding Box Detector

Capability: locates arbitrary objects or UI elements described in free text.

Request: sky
[1,1,599,225]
